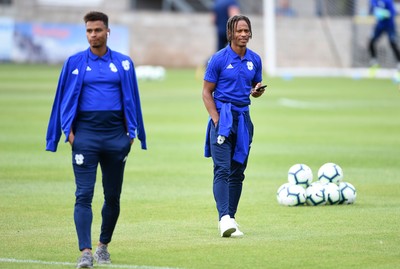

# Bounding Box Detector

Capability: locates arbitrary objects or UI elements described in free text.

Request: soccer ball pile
[276,163,357,206]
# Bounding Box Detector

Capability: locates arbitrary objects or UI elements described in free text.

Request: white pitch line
[0,258,184,269]
[278,97,399,109]
[278,98,331,109]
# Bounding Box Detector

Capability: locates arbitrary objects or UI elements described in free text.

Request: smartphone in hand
[255,85,267,92]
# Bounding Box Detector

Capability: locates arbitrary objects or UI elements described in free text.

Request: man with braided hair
[202,15,265,238]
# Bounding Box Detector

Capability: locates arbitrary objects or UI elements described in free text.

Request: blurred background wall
[0,0,399,71]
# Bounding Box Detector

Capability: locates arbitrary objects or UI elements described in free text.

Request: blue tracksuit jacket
[46,47,146,152]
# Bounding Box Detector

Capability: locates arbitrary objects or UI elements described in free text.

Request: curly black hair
[83,11,108,28]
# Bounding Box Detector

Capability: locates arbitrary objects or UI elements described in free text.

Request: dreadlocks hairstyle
[83,11,109,28]
[226,15,252,43]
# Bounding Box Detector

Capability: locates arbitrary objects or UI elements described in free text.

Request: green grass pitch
[0,64,399,269]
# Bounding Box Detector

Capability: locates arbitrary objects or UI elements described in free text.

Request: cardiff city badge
[247,61,253,71]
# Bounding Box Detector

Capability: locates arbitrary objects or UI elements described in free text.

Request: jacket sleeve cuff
[46,141,58,152]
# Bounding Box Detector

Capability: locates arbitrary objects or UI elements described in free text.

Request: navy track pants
[71,111,131,251]
[209,112,253,220]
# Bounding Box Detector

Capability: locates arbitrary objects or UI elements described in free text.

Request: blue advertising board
[0,18,129,63]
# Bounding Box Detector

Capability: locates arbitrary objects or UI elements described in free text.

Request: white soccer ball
[277,184,306,206]
[318,163,344,185]
[338,182,357,204]
[276,183,291,205]
[287,163,313,188]
[306,182,326,206]
[323,182,340,205]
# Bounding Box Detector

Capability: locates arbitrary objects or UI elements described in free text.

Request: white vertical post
[264,0,276,77]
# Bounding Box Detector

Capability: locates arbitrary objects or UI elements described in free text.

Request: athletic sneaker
[368,58,379,77]
[393,71,400,84]
[76,251,93,269]
[219,215,236,237]
[368,64,379,78]
[230,218,244,238]
[94,244,111,264]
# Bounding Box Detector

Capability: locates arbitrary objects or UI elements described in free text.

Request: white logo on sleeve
[247,61,254,71]
[72,68,79,75]
[75,154,84,165]
[86,66,92,71]
[122,60,130,71]
[109,63,118,72]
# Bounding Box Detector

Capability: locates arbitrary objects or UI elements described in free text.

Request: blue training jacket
[46,47,147,152]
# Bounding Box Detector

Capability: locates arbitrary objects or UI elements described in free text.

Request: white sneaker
[219,215,236,237]
[230,218,244,238]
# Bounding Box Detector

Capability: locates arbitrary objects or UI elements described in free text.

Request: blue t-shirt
[79,49,122,111]
[370,0,396,21]
[204,45,262,106]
